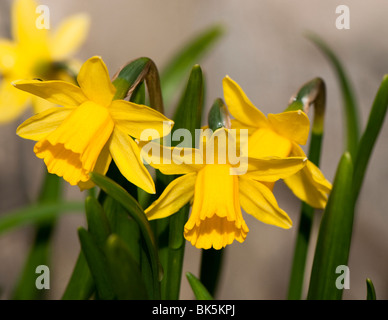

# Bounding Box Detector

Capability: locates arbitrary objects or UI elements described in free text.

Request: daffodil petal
[78,142,112,190]
[230,119,256,136]
[110,126,155,194]
[268,110,310,145]
[239,176,292,229]
[109,99,173,139]
[12,0,48,47]
[77,56,116,106]
[223,75,268,128]
[244,156,307,182]
[17,106,73,141]
[50,14,90,60]
[0,80,29,123]
[138,140,205,175]
[284,160,331,209]
[247,127,293,158]
[0,40,16,73]
[12,80,87,107]
[32,96,56,114]
[283,143,331,209]
[145,172,197,220]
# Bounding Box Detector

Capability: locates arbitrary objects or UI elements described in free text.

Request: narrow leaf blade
[161,24,223,108]
[104,235,149,300]
[186,272,213,300]
[307,152,354,300]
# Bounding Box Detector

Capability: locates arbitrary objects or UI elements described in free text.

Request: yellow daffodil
[141,128,307,249]
[223,76,332,209]
[0,0,90,123]
[14,56,173,193]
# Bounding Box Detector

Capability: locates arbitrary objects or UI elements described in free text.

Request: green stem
[286,79,326,300]
[199,248,224,298]
[163,204,190,300]
[159,65,204,299]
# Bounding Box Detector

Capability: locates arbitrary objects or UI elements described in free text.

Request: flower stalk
[287,78,327,300]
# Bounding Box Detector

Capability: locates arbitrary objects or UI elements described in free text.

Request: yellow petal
[12,80,87,107]
[17,106,73,141]
[239,176,292,229]
[32,96,57,114]
[247,127,293,158]
[223,75,268,128]
[267,110,310,145]
[184,164,249,250]
[145,172,197,220]
[109,126,155,194]
[0,80,29,123]
[284,161,331,209]
[244,156,307,181]
[78,142,112,190]
[77,56,116,106]
[50,14,90,60]
[138,141,205,175]
[283,143,331,209]
[230,119,256,135]
[109,99,173,139]
[0,40,17,73]
[12,0,48,49]
[34,101,114,185]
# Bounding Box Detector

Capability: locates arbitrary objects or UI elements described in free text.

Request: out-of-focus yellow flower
[142,128,307,249]
[15,56,173,193]
[0,0,90,123]
[223,76,332,209]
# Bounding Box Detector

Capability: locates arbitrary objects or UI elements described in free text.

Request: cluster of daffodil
[14,55,333,251]
[2,0,386,301]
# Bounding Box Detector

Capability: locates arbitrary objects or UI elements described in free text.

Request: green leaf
[0,201,83,235]
[307,152,354,300]
[78,227,115,300]
[85,196,111,248]
[160,24,224,108]
[352,75,388,201]
[61,251,95,300]
[62,197,111,300]
[366,278,376,300]
[307,33,360,158]
[104,235,148,300]
[186,272,213,300]
[90,172,161,299]
[158,65,205,300]
[103,195,141,265]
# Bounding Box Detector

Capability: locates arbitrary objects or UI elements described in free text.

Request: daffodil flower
[14,56,173,193]
[141,128,307,249]
[223,76,332,209]
[0,0,90,123]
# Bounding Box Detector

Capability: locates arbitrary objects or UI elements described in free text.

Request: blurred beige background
[1,0,388,300]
